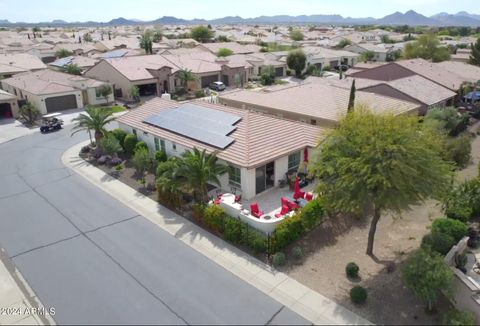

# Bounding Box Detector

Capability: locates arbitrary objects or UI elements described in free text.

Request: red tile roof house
[116,97,322,201]
[1,69,114,115]
[84,53,248,100]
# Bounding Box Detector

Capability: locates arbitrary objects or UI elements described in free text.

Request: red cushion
[305,192,313,201]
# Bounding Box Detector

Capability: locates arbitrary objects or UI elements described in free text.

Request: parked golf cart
[40,113,63,133]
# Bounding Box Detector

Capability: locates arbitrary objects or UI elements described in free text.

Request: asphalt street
[0,125,309,325]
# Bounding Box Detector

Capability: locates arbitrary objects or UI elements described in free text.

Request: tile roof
[1,69,107,95]
[49,55,98,69]
[117,97,323,168]
[219,82,420,124]
[0,89,16,101]
[200,42,261,54]
[103,55,176,81]
[0,53,46,73]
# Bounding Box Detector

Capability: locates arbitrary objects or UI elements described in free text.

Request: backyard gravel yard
[283,123,480,325]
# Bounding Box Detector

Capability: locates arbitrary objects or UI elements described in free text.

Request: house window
[288,152,301,170]
[160,139,166,152]
[132,129,137,136]
[311,119,317,125]
[172,142,177,151]
[229,165,241,187]
[154,138,160,151]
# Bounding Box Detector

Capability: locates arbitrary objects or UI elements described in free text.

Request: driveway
[0,126,309,325]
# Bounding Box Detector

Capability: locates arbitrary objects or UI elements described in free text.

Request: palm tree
[177,69,197,91]
[71,107,116,145]
[175,148,228,202]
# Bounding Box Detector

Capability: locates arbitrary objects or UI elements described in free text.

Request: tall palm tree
[176,148,228,202]
[71,107,116,145]
[177,69,197,91]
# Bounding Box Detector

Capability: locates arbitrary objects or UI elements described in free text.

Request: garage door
[201,75,219,88]
[0,103,12,119]
[45,95,78,113]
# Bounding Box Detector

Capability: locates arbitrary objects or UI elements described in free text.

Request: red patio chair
[250,203,264,218]
[275,205,291,218]
[305,192,313,201]
[293,189,305,200]
[281,197,299,210]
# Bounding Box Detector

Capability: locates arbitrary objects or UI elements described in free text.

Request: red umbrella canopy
[304,148,309,163]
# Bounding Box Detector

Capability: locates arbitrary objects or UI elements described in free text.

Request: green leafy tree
[347,79,356,113]
[404,34,450,62]
[177,69,197,90]
[424,107,469,136]
[311,108,453,256]
[99,134,122,157]
[175,148,228,202]
[360,51,375,62]
[335,39,352,49]
[32,27,41,32]
[190,26,214,43]
[64,64,82,75]
[152,31,163,43]
[82,33,93,43]
[129,85,140,101]
[139,32,153,54]
[71,107,116,145]
[443,309,476,326]
[402,249,453,312]
[260,65,276,86]
[470,38,480,66]
[95,84,113,104]
[19,102,41,125]
[286,50,306,77]
[217,48,234,57]
[55,48,74,58]
[290,29,304,41]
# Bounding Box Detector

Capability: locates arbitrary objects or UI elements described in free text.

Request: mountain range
[1,10,480,27]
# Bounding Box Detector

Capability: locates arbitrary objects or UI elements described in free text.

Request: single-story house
[350,58,480,93]
[344,43,390,62]
[311,75,457,114]
[451,49,472,63]
[218,82,421,127]
[116,98,323,200]
[0,53,47,78]
[48,55,98,72]
[198,42,262,55]
[1,69,114,115]
[0,89,18,119]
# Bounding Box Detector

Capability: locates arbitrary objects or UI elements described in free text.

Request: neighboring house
[84,53,248,99]
[451,49,472,63]
[48,55,98,72]
[53,43,100,57]
[344,43,389,62]
[1,69,114,114]
[311,76,457,115]
[116,98,322,199]
[218,82,420,127]
[198,42,261,55]
[0,53,47,78]
[268,46,359,72]
[27,43,57,64]
[350,58,480,92]
[0,89,18,119]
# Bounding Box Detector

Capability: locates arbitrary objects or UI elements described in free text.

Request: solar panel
[143,104,242,149]
[51,56,73,67]
[101,49,129,59]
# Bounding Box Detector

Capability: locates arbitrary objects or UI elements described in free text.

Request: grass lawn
[108,105,126,113]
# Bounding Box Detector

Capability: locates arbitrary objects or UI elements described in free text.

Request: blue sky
[0,0,479,22]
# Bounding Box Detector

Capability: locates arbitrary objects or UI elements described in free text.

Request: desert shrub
[100,134,122,156]
[443,309,476,325]
[203,204,226,232]
[195,90,205,98]
[273,213,305,252]
[346,262,360,278]
[291,246,303,261]
[422,232,456,255]
[424,107,469,136]
[300,199,325,230]
[192,203,205,221]
[111,128,127,149]
[431,218,468,242]
[442,134,472,168]
[123,134,138,157]
[134,141,148,153]
[132,147,154,176]
[224,217,243,243]
[110,157,123,166]
[115,164,124,171]
[350,286,367,304]
[250,234,267,254]
[272,252,286,267]
[444,178,480,222]
[155,150,167,163]
[81,145,91,153]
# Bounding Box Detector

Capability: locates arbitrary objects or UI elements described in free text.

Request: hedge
[111,128,127,150]
[123,134,137,157]
[431,218,468,242]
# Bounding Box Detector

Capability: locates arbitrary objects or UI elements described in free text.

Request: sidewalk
[62,141,372,325]
[0,247,55,325]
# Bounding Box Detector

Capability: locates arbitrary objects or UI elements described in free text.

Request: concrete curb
[62,140,372,325]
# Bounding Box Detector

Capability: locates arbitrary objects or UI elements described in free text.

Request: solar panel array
[51,56,73,67]
[143,103,241,149]
[101,49,129,59]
